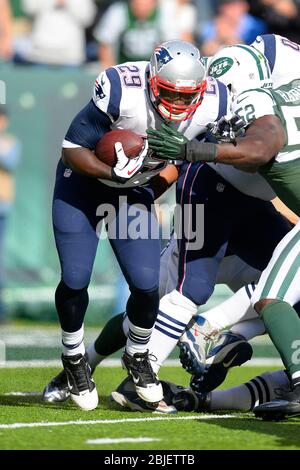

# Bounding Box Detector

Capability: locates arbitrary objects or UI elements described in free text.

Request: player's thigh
[108,186,161,292]
[52,161,101,288]
[217,254,261,292]
[177,165,233,304]
[159,234,179,298]
[230,198,292,271]
[252,220,300,305]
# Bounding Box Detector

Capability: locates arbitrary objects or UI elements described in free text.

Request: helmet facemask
[149,41,207,122]
[150,75,207,121]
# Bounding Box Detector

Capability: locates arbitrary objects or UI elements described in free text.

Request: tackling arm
[213,115,286,170]
[148,116,286,172]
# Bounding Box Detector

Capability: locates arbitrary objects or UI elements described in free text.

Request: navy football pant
[52,160,160,332]
[176,163,292,306]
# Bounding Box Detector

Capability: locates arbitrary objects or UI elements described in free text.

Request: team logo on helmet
[95,76,106,100]
[208,57,234,78]
[154,46,174,72]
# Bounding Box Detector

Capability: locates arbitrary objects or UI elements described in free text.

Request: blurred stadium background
[1,0,300,329]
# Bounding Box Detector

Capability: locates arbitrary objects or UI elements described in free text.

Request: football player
[52,39,237,410]
[147,42,300,420]
[172,35,300,394]
[110,369,292,415]
[44,45,296,411]
[42,237,260,405]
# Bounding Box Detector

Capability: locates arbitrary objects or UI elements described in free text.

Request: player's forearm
[151,165,179,200]
[187,117,285,169]
[62,147,113,179]
[214,139,274,168]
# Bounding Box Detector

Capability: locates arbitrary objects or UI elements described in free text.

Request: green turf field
[0,365,299,450]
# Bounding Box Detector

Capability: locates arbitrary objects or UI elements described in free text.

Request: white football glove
[111,140,148,183]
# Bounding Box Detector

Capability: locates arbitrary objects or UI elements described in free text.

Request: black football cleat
[254,385,300,421]
[171,387,211,413]
[42,370,70,403]
[110,376,177,413]
[121,350,163,403]
[42,353,94,403]
[61,353,98,410]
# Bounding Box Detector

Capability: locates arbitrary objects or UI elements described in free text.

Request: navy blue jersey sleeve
[64,100,111,149]
[260,34,276,73]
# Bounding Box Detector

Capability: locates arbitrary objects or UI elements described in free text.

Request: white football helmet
[207,44,273,99]
[149,40,207,122]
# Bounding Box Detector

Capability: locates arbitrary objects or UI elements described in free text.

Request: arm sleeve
[63,100,111,150]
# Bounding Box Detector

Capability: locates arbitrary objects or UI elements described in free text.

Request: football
[95,129,144,167]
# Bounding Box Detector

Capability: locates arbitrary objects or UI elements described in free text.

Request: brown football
[95,129,144,167]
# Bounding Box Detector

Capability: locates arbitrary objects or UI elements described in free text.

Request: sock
[86,343,105,370]
[210,370,290,411]
[61,326,85,357]
[123,314,129,336]
[86,313,128,370]
[261,300,300,376]
[148,289,198,374]
[201,285,259,332]
[230,318,266,340]
[93,312,127,357]
[292,371,300,388]
[126,320,153,356]
[55,281,88,332]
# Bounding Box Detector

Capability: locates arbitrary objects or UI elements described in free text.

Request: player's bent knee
[130,286,160,311]
[254,298,279,315]
[159,289,198,315]
[179,280,214,306]
[62,269,92,291]
[127,267,159,294]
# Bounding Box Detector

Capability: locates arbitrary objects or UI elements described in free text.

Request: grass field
[1,365,300,450]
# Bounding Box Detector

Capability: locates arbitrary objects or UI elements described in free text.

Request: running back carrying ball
[95,129,144,166]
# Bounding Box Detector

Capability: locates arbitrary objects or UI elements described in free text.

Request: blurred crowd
[1,0,300,67]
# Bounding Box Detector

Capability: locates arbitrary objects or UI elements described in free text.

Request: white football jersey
[251,34,300,87]
[93,62,227,141]
[64,60,275,197]
[94,61,277,197]
[92,61,232,188]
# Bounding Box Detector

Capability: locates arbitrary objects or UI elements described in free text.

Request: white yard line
[4,392,41,397]
[86,437,160,445]
[0,414,244,430]
[0,358,283,368]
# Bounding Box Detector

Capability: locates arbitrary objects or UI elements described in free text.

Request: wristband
[186,141,217,163]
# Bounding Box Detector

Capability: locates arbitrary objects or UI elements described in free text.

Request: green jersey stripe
[277,252,300,299]
[235,45,270,80]
[260,230,300,298]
